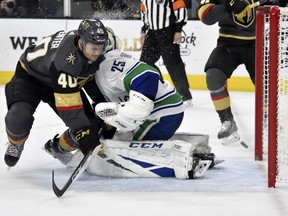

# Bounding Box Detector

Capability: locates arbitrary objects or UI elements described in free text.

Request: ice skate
[194,153,215,168]
[188,156,211,179]
[218,120,240,145]
[4,142,24,167]
[183,99,193,108]
[43,134,73,165]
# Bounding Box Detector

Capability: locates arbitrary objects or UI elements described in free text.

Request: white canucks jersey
[95,49,184,120]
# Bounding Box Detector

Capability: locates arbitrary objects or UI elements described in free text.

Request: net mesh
[262,13,269,156]
[276,8,288,183]
[261,7,288,183]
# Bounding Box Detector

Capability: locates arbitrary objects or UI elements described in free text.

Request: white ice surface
[0,85,288,216]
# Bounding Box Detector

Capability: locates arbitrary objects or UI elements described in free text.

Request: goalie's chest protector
[95,50,137,102]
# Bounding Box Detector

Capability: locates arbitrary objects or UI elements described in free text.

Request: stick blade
[51,149,94,198]
[52,170,64,198]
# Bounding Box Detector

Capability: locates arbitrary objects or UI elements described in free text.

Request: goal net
[255,5,288,187]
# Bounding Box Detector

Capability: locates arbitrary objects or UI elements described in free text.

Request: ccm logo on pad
[129,142,164,148]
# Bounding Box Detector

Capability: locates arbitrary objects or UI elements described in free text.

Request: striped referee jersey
[140,0,188,32]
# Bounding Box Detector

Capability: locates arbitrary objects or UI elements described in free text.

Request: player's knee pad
[206,68,227,91]
[5,102,34,137]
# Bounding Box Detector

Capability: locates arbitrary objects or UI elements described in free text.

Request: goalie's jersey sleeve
[95,50,185,119]
[198,0,256,46]
[19,30,101,131]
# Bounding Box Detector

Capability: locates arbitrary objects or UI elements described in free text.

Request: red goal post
[255,5,288,188]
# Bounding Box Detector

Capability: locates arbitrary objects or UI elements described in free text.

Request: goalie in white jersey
[46,28,216,179]
[94,42,185,140]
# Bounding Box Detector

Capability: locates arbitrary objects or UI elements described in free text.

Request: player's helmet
[106,27,120,52]
[78,18,108,52]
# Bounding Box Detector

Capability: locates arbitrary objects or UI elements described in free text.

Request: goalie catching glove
[95,90,154,131]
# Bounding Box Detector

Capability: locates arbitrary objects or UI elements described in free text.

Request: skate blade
[220,131,240,145]
[220,132,249,149]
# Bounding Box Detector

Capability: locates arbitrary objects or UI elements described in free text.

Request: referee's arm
[173,0,188,32]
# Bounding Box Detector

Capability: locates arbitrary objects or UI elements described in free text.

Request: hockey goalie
[45,27,218,180]
[68,133,215,179]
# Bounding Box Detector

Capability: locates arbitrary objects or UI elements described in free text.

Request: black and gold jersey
[198,0,256,46]
[20,30,102,92]
[19,30,103,131]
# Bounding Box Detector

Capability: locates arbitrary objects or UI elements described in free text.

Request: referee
[139,0,193,107]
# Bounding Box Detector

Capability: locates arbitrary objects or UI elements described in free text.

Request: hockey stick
[52,124,106,197]
[248,0,270,8]
[52,149,93,197]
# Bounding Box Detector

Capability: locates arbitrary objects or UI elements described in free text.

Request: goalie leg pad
[171,133,212,154]
[82,139,212,179]
[172,141,196,179]
[172,141,212,179]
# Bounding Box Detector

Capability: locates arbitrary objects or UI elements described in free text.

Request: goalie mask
[106,27,120,52]
[78,18,109,53]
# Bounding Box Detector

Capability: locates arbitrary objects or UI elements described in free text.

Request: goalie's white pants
[68,133,212,179]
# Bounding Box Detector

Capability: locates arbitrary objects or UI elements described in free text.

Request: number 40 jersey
[18,30,104,131]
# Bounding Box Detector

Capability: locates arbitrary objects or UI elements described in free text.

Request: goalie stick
[52,124,105,198]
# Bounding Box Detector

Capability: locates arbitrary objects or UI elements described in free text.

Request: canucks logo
[232,0,255,28]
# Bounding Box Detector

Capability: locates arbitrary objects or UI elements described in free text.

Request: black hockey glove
[73,125,101,155]
[225,0,249,14]
[102,124,117,139]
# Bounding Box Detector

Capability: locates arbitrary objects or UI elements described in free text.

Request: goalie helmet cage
[255,5,288,188]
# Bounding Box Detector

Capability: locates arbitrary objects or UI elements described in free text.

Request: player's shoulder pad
[105,49,133,59]
[54,32,85,77]
[104,49,121,59]
[103,50,136,67]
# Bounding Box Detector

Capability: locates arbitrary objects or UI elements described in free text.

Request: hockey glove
[225,0,249,14]
[95,90,154,131]
[102,124,117,139]
[96,102,145,131]
[73,126,101,155]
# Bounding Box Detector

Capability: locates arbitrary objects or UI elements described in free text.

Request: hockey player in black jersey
[4,18,108,167]
[198,0,275,144]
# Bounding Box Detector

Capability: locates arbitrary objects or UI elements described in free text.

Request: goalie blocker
[67,133,215,179]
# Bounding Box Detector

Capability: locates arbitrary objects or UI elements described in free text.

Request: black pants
[205,44,255,84]
[5,62,98,141]
[140,26,192,100]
